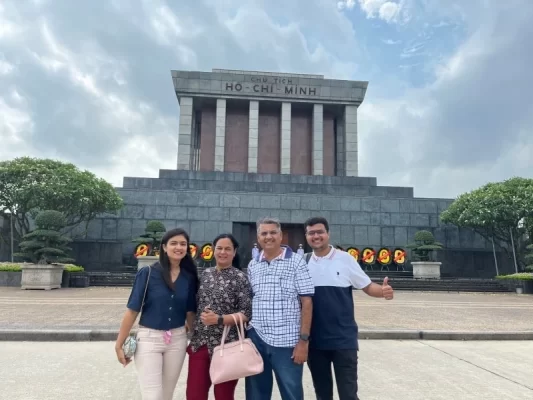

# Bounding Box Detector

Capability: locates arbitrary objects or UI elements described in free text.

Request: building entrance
[232,222,311,269]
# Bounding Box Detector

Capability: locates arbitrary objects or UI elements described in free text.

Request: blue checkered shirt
[247,246,315,347]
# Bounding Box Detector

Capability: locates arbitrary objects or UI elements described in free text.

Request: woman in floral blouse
[186,233,253,400]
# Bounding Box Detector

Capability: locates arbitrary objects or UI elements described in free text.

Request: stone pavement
[1,340,532,399]
[1,287,533,334]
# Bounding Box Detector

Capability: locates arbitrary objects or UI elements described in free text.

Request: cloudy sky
[1,0,532,199]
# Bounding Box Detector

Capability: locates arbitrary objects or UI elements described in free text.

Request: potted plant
[0,263,22,287]
[496,273,533,294]
[15,210,74,290]
[406,230,444,279]
[61,264,90,288]
[132,220,166,269]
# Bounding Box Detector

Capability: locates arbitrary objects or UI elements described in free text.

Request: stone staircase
[365,271,512,292]
[87,269,512,293]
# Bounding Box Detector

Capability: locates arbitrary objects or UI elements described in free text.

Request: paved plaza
[1,288,533,398]
[1,340,532,399]
[1,287,533,332]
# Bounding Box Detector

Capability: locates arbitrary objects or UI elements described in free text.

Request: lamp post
[4,210,14,263]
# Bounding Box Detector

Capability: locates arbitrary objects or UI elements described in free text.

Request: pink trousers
[134,326,188,400]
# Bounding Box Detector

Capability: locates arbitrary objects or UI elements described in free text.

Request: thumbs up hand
[382,277,394,300]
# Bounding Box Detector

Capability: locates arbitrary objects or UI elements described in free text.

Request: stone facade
[172,69,366,177]
[0,68,511,280]
[73,170,512,278]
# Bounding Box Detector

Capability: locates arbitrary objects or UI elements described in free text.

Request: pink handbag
[209,313,264,384]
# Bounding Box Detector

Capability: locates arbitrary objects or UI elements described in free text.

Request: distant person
[115,228,198,400]
[303,217,394,400]
[252,243,259,259]
[186,233,253,400]
[245,217,314,400]
[297,244,305,256]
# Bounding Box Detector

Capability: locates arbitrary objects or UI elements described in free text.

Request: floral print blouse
[189,266,253,356]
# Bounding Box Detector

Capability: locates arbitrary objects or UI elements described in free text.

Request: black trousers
[307,347,359,400]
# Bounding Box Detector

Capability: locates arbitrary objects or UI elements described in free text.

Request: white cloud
[337,0,356,10]
[358,1,533,197]
[0,58,14,75]
[0,97,34,158]
[379,1,400,22]
[0,0,532,200]
[344,0,403,23]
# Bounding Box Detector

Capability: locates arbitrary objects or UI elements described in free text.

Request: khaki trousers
[134,326,188,400]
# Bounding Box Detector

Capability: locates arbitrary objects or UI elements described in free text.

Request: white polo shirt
[306,246,371,350]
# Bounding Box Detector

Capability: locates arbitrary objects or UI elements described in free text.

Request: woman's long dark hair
[158,228,199,291]
[213,233,242,270]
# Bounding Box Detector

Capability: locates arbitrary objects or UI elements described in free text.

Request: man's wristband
[299,333,310,342]
[217,315,224,325]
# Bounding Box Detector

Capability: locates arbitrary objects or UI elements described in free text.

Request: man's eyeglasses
[306,230,326,237]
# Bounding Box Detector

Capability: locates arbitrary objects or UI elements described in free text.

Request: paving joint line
[2,329,533,342]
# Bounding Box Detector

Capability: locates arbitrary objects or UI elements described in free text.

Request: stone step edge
[1,329,532,342]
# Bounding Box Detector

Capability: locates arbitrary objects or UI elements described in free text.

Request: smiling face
[162,234,188,264]
[214,237,236,268]
[305,223,330,252]
[257,223,282,253]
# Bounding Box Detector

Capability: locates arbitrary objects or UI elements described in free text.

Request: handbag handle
[218,313,245,356]
[140,266,152,316]
[230,313,245,350]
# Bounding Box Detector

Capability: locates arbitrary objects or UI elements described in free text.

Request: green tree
[406,230,444,261]
[440,177,533,270]
[15,210,75,264]
[0,157,124,247]
[132,220,166,256]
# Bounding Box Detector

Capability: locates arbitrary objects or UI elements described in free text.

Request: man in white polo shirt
[303,216,394,400]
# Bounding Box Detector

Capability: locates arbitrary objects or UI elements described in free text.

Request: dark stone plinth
[73,170,506,278]
[0,271,22,287]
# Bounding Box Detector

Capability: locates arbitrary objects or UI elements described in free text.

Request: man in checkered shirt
[245,217,314,400]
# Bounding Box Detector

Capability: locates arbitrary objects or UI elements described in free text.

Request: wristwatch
[299,333,310,342]
[217,315,224,325]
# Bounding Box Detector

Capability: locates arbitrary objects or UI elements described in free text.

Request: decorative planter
[21,264,64,290]
[61,271,71,288]
[70,272,90,288]
[411,261,442,280]
[0,271,22,287]
[516,280,533,295]
[136,255,159,270]
[61,271,90,288]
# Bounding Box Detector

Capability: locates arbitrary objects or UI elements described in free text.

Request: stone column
[336,115,345,176]
[248,101,259,173]
[344,105,358,176]
[312,104,323,175]
[177,97,193,170]
[281,102,291,174]
[214,99,226,171]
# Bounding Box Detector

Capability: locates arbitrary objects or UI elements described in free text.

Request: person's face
[257,223,282,251]
[214,238,236,267]
[305,223,330,250]
[162,234,188,263]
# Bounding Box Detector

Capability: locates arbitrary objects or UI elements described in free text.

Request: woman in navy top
[115,227,198,400]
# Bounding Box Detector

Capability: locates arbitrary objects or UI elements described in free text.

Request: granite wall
[68,170,515,278]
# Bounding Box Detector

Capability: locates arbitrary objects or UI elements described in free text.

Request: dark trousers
[186,345,238,400]
[245,328,304,400]
[307,347,359,400]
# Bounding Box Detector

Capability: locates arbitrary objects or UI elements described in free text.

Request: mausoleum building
[67,69,508,279]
